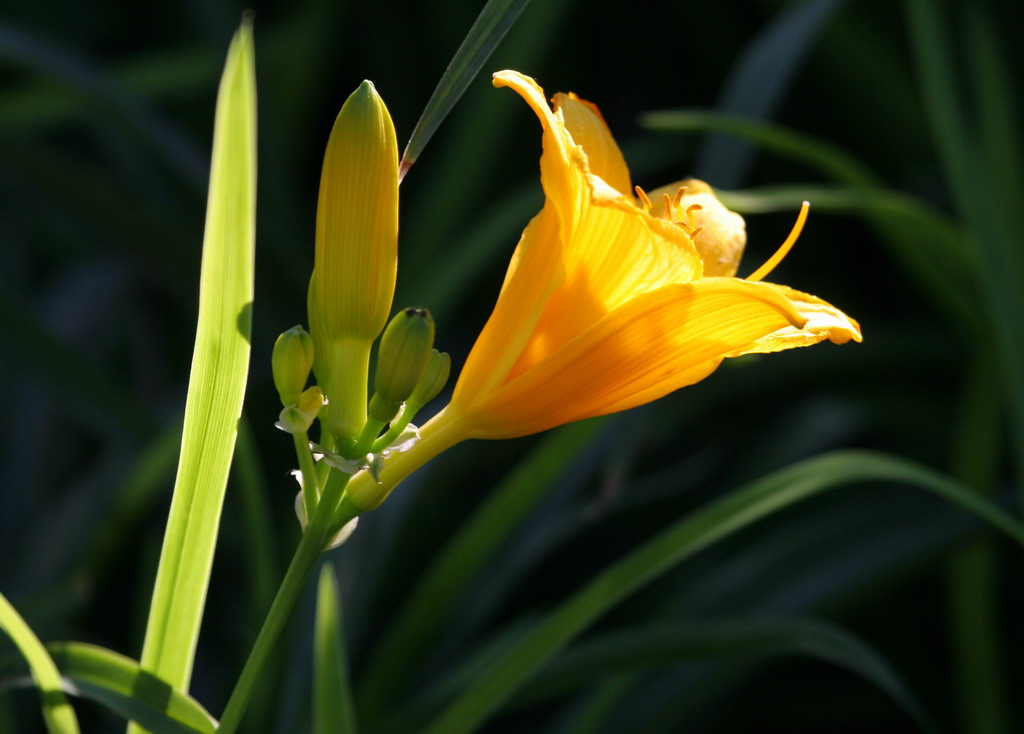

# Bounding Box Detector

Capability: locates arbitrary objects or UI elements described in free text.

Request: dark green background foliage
[2,0,1022,731]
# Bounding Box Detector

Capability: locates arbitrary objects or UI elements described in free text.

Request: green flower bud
[368,308,435,423]
[275,386,326,434]
[407,350,451,410]
[272,326,314,406]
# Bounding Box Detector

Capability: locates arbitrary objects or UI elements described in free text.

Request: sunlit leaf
[0,592,79,733]
[133,19,256,701]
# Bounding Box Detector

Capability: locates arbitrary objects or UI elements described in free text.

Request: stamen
[635,186,652,212]
[746,201,809,283]
[685,204,702,232]
[673,186,688,208]
[662,193,673,220]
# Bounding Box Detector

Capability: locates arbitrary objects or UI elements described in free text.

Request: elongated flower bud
[368,308,435,423]
[272,326,314,406]
[311,80,398,343]
[309,80,399,442]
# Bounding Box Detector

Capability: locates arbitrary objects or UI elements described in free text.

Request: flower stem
[371,410,414,453]
[352,417,387,457]
[293,430,319,517]
[218,472,358,734]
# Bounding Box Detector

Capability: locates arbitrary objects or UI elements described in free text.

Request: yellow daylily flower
[342,70,860,511]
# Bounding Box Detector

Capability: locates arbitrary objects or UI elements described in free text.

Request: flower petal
[493,71,588,234]
[505,197,704,380]
[461,278,808,438]
[554,92,632,196]
[451,206,564,407]
[726,282,863,355]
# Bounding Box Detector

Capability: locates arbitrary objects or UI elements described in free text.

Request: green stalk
[293,430,320,517]
[217,473,359,734]
[352,418,387,457]
[371,409,416,453]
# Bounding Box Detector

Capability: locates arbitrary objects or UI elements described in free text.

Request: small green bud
[275,386,326,434]
[408,350,451,409]
[272,326,314,406]
[368,308,435,423]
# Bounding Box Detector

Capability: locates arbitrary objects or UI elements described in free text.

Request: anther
[635,186,652,212]
[685,204,702,232]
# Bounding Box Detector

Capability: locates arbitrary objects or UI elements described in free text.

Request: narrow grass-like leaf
[514,619,935,731]
[693,0,847,185]
[645,109,873,185]
[401,0,574,271]
[134,19,256,699]
[313,564,356,734]
[547,675,635,734]
[966,4,1024,235]
[370,619,537,734]
[946,351,1008,734]
[423,450,1024,734]
[358,419,604,715]
[719,183,972,322]
[376,614,934,733]
[399,0,532,178]
[48,643,214,734]
[904,0,1024,492]
[0,592,79,733]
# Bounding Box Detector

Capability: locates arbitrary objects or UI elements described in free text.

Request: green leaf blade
[0,592,80,733]
[314,564,357,734]
[904,0,1024,494]
[399,0,532,178]
[516,619,936,732]
[48,643,216,734]
[693,0,847,185]
[423,450,1024,734]
[135,19,257,695]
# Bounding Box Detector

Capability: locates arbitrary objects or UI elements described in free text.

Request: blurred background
[2,0,1022,731]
